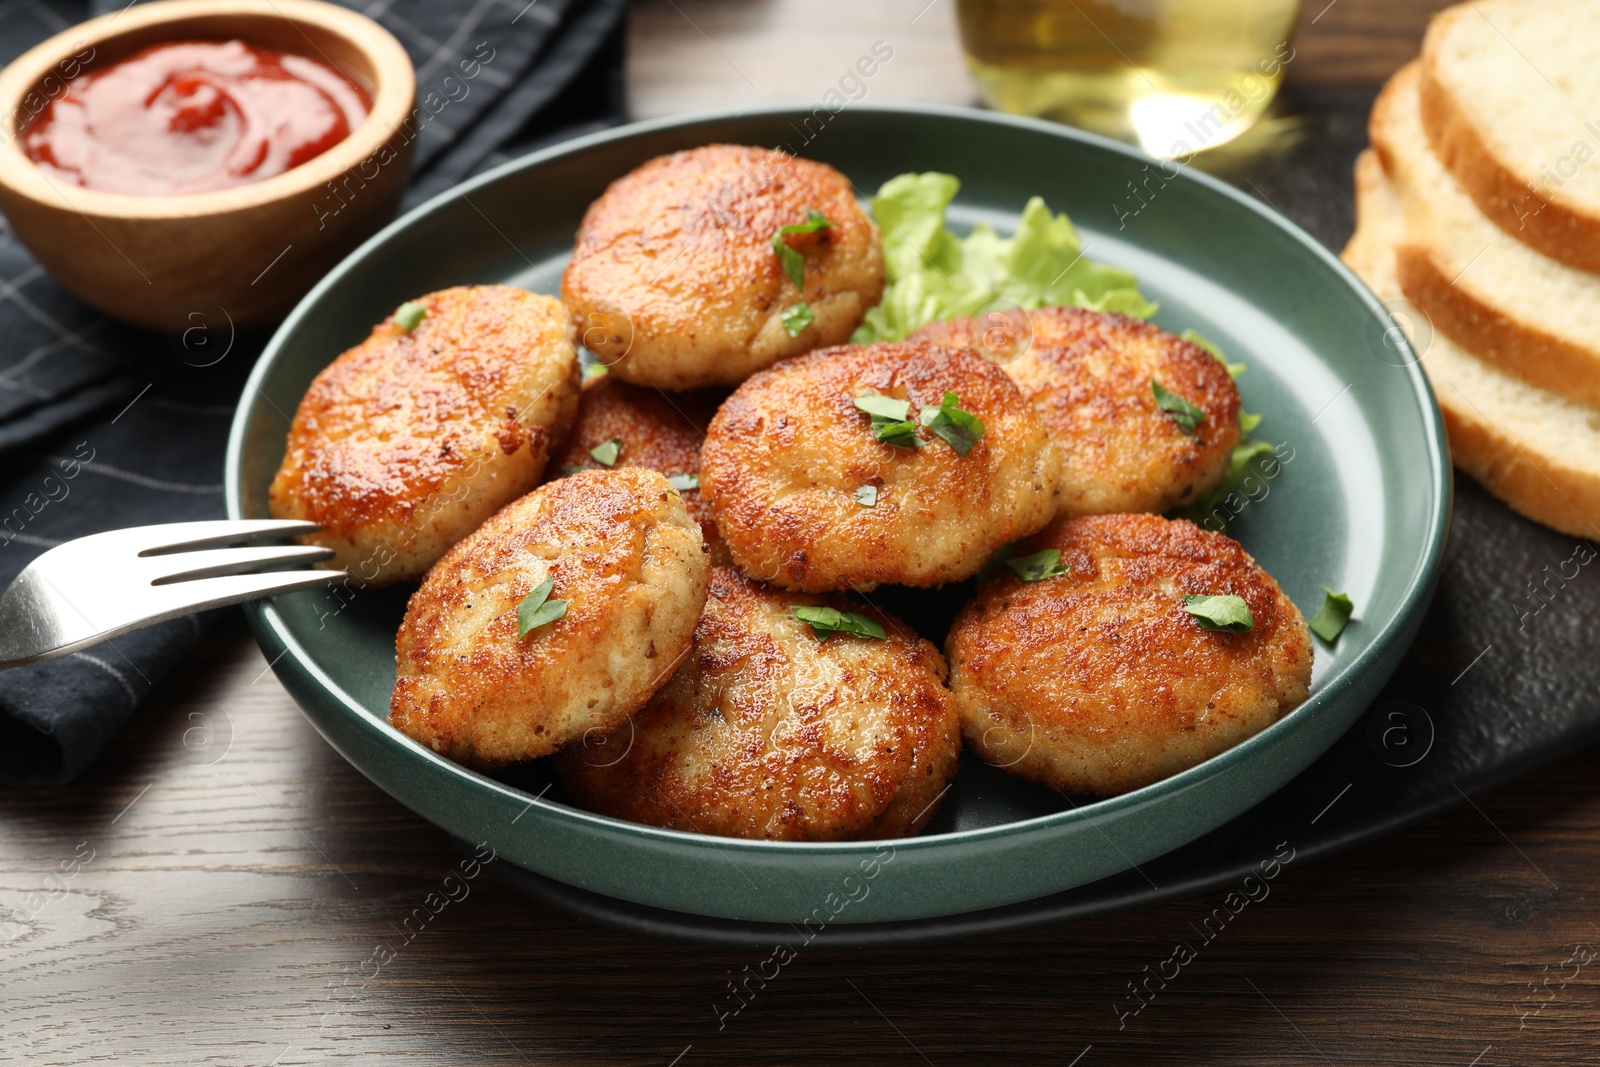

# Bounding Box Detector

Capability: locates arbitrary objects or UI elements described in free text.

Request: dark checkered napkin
[0,0,627,786]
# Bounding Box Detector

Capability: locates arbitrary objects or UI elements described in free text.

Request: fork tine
[138,569,348,623]
[132,519,323,556]
[0,517,349,671]
[0,564,346,670]
[147,544,335,585]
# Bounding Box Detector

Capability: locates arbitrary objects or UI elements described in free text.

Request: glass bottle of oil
[956,0,1301,159]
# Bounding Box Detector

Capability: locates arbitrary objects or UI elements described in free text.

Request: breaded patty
[269,285,579,586]
[390,468,710,771]
[562,144,884,390]
[948,513,1312,796]
[701,341,1061,592]
[547,374,725,555]
[556,567,960,840]
[913,308,1240,517]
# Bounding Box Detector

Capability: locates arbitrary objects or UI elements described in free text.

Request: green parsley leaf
[1239,410,1263,433]
[1183,594,1253,632]
[1005,548,1068,582]
[781,301,815,337]
[853,394,921,448]
[1309,587,1353,642]
[853,395,910,420]
[918,391,985,455]
[778,209,832,237]
[516,577,568,637]
[856,485,878,507]
[394,301,426,332]
[873,420,921,448]
[789,604,885,641]
[773,240,805,291]
[589,437,622,467]
[667,472,699,491]
[771,210,833,290]
[1152,380,1205,433]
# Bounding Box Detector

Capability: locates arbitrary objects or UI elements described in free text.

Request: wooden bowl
[0,0,416,331]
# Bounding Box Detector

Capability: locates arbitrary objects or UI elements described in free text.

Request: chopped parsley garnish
[853,393,921,448]
[789,605,885,641]
[1152,379,1204,433]
[919,391,985,455]
[781,301,814,337]
[667,472,699,491]
[394,301,426,332]
[1183,594,1253,632]
[588,437,622,467]
[1005,548,1068,582]
[1309,588,1353,642]
[856,485,878,506]
[516,577,568,637]
[1239,409,1263,433]
[771,209,833,290]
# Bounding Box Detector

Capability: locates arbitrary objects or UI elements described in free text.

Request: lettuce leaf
[852,173,1154,343]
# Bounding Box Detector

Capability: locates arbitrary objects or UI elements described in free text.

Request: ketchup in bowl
[23,40,370,196]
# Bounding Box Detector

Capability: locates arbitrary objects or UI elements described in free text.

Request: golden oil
[956,0,1300,158]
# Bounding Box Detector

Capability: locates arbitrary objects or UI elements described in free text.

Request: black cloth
[0,0,628,786]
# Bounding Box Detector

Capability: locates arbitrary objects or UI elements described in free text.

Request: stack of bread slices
[1343,0,1600,537]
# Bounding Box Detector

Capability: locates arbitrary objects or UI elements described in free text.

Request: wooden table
[10,2,1600,1063]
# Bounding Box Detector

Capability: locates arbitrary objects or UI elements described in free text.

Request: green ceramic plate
[225,105,1449,925]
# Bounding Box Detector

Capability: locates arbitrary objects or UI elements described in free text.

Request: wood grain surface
[7,2,1597,1065]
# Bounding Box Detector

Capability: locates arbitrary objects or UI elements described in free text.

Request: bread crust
[1370,64,1600,409]
[1344,148,1600,539]
[1418,7,1600,273]
[1392,244,1600,409]
[1433,388,1600,540]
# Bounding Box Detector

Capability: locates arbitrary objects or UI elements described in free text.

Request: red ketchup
[23,40,370,195]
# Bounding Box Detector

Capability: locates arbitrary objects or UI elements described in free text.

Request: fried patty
[561,144,884,390]
[701,341,1061,592]
[913,308,1240,517]
[546,373,724,555]
[269,285,579,586]
[390,468,710,771]
[947,513,1312,796]
[556,567,961,840]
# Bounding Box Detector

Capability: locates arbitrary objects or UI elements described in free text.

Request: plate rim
[225,101,1452,864]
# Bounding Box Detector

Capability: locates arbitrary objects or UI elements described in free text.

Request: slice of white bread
[1419,0,1600,273]
[1344,149,1600,539]
[1371,63,1600,409]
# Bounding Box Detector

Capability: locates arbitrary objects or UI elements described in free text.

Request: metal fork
[0,519,345,670]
